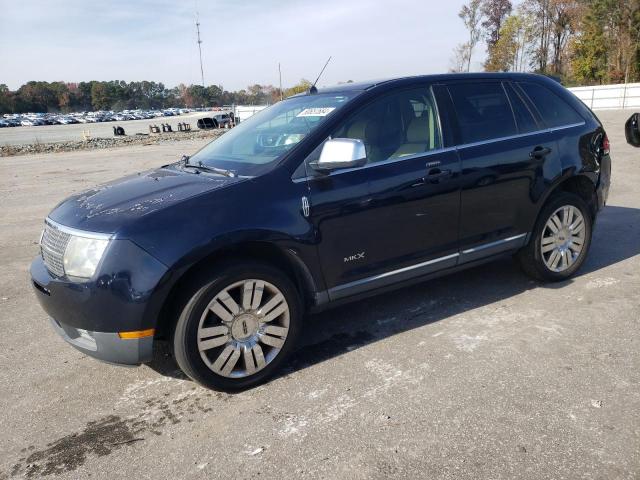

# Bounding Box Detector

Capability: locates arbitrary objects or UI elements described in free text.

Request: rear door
[446,80,561,262]
[305,85,461,299]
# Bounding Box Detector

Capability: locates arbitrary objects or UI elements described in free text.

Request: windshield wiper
[180,155,236,178]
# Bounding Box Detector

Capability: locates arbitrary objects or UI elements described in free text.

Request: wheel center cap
[556,228,570,244]
[231,314,258,340]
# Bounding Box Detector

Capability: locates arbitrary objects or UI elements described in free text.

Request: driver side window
[332,86,442,164]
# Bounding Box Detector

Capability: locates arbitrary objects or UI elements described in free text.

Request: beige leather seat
[391,109,437,158]
[343,119,383,162]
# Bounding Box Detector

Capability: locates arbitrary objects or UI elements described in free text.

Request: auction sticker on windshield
[297,107,336,117]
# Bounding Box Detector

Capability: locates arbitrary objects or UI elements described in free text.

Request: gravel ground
[0,109,638,479]
[0,129,224,157]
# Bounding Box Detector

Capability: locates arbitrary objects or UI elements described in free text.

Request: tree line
[0,79,314,114]
[453,0,640,85]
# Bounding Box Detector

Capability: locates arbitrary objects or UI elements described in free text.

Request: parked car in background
[213,113,232,128]
[196,113,232,130]
[626,112,640,147]
[30,73,612,391]
[55,117,77,125]
[197,117,219,129]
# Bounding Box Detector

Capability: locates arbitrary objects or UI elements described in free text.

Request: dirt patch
[9,390,229,478]
[10,416,140,478]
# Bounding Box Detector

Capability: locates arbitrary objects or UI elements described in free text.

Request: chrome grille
[41,222,71,277]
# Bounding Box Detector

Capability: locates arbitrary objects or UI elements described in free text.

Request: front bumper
[30,238,169,365]
[49,317,153,365]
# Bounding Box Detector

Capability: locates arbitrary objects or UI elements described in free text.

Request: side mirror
[311,138,367,172]
[625,113,640,147]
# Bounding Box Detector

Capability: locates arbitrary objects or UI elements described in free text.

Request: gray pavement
[0,109,638,479]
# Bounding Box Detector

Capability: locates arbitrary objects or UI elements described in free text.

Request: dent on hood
[69,168,230,221]
[77,188,177,219]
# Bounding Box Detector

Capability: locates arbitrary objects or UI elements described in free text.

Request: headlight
[63,236,110,278]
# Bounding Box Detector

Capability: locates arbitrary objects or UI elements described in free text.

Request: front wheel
[173,261,302,391]
[517,192,593,281]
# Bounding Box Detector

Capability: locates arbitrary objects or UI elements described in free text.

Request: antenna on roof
[309,56,332,94]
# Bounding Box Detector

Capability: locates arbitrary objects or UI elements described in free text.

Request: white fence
[568,83,640,110]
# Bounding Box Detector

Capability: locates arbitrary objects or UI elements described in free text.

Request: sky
[0,0,481,91]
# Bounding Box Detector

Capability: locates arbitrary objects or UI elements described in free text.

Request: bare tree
[516,7,538,71]
[450,43,471,72]
[459,0,484,71]
[481,0,513,47]
[521,0,552,72]
[616,0,640,83]
[549,0,582,74]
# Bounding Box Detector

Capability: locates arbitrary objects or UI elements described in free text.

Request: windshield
[188,92,357,176]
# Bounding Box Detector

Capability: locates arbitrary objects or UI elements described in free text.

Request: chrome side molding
[328,233,530,300]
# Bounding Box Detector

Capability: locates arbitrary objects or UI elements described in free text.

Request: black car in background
[31,73,611,390]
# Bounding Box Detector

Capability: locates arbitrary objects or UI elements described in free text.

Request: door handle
[530,146,552,159]
[425,167,452,183]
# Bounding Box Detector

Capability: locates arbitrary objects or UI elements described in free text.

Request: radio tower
[196,13,205,88]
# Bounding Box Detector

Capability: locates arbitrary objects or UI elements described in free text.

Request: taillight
[602,134,610,155]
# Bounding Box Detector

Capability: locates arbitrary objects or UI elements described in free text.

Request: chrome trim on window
[293,146,457,183]
[455,121,586,150]
[292,121,585,184]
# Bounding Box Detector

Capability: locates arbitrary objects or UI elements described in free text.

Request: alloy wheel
[540,205,586,272]
[196,279,290,378]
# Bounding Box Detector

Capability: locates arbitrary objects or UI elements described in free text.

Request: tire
[172,261,302,391]
[517,192,593,282]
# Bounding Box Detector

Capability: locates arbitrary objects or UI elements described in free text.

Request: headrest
[347,120,380,142]
[347,120,367,139]
[406,116,429,143]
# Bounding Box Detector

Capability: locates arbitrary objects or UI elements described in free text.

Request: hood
[48,166,243,233]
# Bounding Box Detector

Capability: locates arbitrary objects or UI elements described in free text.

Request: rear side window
[504,83,538,133]
[518,82,583,128]
[448,82,517,144]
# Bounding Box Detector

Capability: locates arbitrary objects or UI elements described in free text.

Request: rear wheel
[173,261,301,391]
[517,192,592,281]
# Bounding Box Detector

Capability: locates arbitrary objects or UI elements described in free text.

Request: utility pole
[196,13,205,88]
[278,63,283,101]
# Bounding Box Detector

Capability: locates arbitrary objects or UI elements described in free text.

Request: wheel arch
[538,172,598,222]
[153,239,319,339]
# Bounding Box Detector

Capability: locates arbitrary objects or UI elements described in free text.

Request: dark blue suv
[31,73,611,390]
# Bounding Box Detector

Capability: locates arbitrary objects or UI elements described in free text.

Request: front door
[305,85,461,300]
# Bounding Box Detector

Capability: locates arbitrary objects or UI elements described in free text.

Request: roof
[314,72,551,95]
